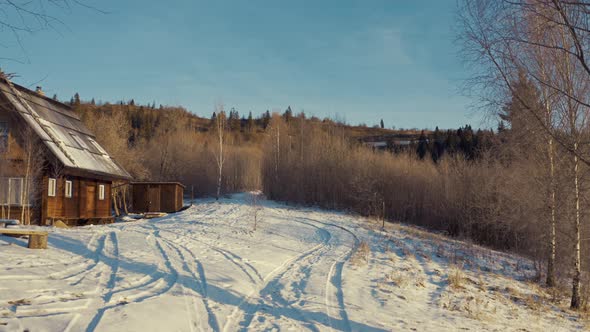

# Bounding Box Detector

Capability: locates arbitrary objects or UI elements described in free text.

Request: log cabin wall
[0,108,26,176]
[42,176,113,226]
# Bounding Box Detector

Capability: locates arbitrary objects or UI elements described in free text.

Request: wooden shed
[130,182,185,213]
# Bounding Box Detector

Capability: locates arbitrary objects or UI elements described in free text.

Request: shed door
[85,185,96,218]
[148,185,160,212]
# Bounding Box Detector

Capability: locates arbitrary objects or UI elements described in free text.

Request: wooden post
[28,233,47,249]
[123,185,129,214]
[113,191,120,216]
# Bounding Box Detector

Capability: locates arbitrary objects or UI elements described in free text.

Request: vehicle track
[85,231,120,332]
[223,226,332,332]
[148,224,263,286]
[276,210,359,332]
[158,234,220,332]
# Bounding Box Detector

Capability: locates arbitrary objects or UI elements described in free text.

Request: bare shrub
[448,266,465,290]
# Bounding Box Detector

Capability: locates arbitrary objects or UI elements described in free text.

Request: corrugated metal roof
[0,78,132,180]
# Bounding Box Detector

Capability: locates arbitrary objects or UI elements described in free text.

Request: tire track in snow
[223,227,332,332]
[277,210,359,332]
[152,225,263,286]
[53,233,106,285]
[322,223,358,332]
[85,231,120,332]
[106,228,170,304]
[160,238,220,332]
[10,234,108,325]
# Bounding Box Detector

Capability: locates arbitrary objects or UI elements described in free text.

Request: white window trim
[48,178,56,197]
[88,138,108,155]
[98,184,105,200]
[65,180,73,198]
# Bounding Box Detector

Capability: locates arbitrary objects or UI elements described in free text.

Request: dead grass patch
[351,241,370,266]
[8,299,30,306]
[386,271,410,288]
[448,265,465,290]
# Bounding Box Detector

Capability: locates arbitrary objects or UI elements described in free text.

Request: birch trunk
[571,142,582,309]
[546,134,557,287]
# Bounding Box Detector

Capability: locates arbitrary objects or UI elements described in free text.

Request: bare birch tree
[20,126,43,225]
[212,105,227,200]
[458,0,590,308]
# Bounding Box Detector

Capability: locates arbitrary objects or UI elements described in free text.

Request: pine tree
[284,106,293,123]
[431,126,444,163]
[417,130,428,159]
[263,110,271,129]
[229,108,240,131]
[247,111,254,132]
[380,119,384,129]
[210,112,217,128]
[52,94,58,101]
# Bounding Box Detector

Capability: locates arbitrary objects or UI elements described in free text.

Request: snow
[0,194,586,331]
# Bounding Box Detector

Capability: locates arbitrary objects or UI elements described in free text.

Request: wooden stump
[28,233,48,249]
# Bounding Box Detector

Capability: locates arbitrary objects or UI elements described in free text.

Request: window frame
[7,178,23,206]
[48,178,57,197]
[65,180,73,198]
[70,133,89,150]
[0,121,8,153]
[98,184,105,201]
[88,138,108,155]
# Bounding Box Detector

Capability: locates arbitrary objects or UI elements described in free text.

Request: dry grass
[463,294,492,321]
[7,299,31,306]
[351,241,370,266]
[386,271,410,288]
[448,265,465,290]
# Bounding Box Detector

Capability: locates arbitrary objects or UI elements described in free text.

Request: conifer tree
[247,111,254,132]
[283,106,293,123]
[417,130,428,159]
[262,110,271,129]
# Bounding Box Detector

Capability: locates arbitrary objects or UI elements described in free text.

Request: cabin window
[70,133,89,150]
[48,178,57,197]
[0,178,25,206]
[0,178,6,204]
[8,178,23,205]
[98,184,105,200]
[88,138,108,155]
[0,122,8,153]
[65,180,73,198]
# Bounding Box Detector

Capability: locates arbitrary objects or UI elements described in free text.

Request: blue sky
[2,0,482,129]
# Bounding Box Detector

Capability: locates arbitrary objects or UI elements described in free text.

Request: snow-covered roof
[0,78,131,180]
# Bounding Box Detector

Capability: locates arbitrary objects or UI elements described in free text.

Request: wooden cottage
[130,182,185,213]
[0,77,131,226]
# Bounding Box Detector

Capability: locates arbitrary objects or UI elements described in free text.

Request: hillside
[0,194,585,331]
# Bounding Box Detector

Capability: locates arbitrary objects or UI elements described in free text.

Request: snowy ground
[0,194,587,331]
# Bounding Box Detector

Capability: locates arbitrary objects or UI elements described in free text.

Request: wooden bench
[0,229,48,249]
[0,219,19,228]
